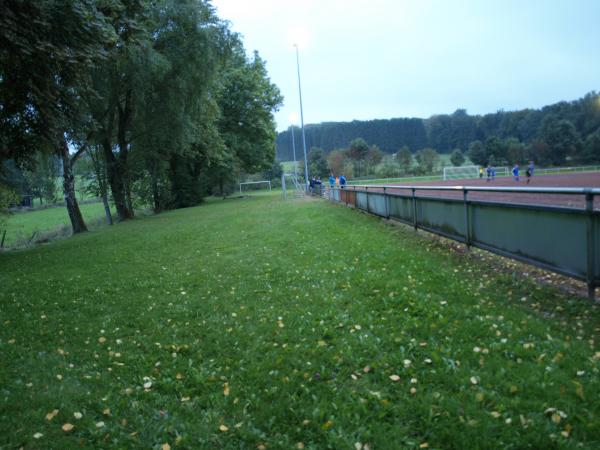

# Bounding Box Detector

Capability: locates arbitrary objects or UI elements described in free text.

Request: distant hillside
[276,91,600,160]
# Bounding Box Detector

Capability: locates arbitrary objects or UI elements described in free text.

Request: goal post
[281,173,306,200]
[239,180,271,194]
[443,165,480,180]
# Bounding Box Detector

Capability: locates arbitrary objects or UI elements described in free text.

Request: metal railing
[324,184,600,301]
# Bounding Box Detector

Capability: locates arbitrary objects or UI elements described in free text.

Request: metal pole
[295,45,309,191]
[586,192,596,301]
[412,188,418,231]
[282,174,286,200]
[463,188,471,249]
[290,125,298,177]
[384,187,389,218]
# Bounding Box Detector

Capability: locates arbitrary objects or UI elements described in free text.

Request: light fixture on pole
[294,44,309,190]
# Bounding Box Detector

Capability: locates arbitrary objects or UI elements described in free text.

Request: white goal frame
[239,180,271,194]
[443,165,480,180]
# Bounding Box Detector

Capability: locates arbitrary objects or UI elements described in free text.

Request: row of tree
[276,92,600,165]
[1,0,282,233]
[304,138,448,180]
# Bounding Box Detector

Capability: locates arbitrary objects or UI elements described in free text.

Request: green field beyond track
[1,193,599,449]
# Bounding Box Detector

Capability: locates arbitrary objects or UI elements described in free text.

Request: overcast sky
[211,0,600,131]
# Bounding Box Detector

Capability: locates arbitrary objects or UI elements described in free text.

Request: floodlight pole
[290,124,298,177]
[295,44,309,190]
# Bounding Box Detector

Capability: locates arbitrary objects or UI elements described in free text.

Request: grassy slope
[0,193,599,449]
[2,202,112,247]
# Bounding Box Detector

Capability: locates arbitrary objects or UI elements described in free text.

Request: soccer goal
[443,165,480,180]
[281,173,306,200]
[239,180,271,194]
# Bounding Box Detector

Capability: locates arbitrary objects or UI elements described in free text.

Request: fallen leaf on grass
[45,409,59,421]
[62,423,74,432]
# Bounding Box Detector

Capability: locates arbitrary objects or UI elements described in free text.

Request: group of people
[328,174,346,188]
[511,161,535,184]
[309,174,346,194]
[309,174,347,194]
[479,161,535,184]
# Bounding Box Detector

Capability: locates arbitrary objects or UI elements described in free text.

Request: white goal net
[239,180,271,194]
[443,165,480,180]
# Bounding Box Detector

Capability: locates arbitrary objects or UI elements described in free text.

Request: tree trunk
[102,137,133,221]
[101,192,113,225]
[117,89,134,218]
[90,146,113,226]
[58,136,88,234]
[151,173,161,213]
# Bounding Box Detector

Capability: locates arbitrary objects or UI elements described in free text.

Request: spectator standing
[486,165,492,182]
[329,174,335,188]
[479,167,484,179]
[339,174,347,188]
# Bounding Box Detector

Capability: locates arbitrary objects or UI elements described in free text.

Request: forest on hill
[276,91,600,165]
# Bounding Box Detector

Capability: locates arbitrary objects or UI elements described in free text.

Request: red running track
[352,172,600,210]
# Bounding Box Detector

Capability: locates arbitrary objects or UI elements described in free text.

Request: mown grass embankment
[0,192,598,449]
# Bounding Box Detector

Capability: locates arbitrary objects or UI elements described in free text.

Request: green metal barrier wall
[325,185,600,301]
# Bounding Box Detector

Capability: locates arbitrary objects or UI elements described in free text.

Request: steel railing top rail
[341,185,600,195]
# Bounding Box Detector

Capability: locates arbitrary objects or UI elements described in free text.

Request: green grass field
[1,193,599,449]
[2,202,113,247]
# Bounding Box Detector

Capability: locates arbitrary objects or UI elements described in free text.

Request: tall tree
[539,117,582,165]
[218,48,283,175]
[467,140,486,166]
[396,147,413,173]
[1,0,112,233]
[505,137,526,165]
[415,148,440,173]
[578,128,600,164]
[449,149,465,167]
[308,147,329,178]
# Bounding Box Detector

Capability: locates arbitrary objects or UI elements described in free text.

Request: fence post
[0,229,6,249]
[366,186,369,212]
[384,187,389,219]
[412,188,417,231]
[463,188,471,249]
[586,192,596,301]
